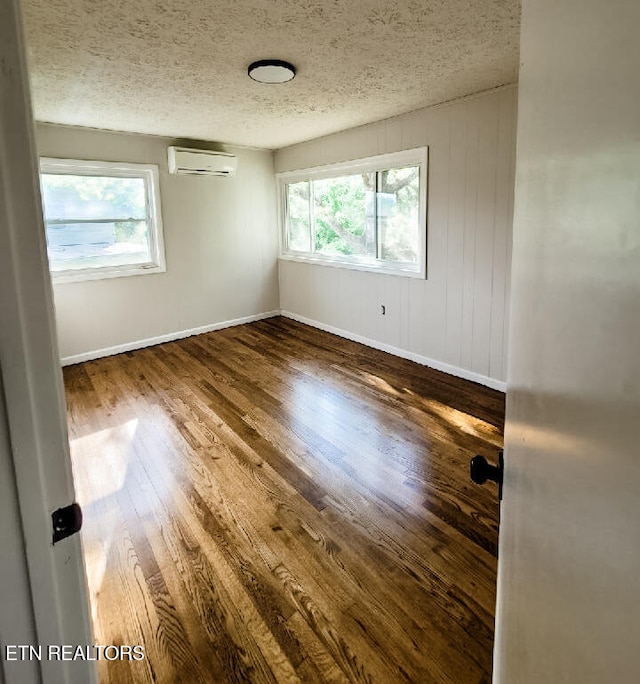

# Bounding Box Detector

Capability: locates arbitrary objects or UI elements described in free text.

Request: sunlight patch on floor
[405,390,502,444]
[70,419,138,504]
[69,419,138,621]
[361,371,401,396]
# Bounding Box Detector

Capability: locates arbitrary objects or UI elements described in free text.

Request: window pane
[41,174,147,221]
[286,181,311,251]
[313,173,375,257]
[378,166,420,264]
[41,173,153,272]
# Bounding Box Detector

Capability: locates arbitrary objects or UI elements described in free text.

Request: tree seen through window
[286,165,421,265]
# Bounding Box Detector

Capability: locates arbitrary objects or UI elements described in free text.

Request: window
[278,148,428,277]
[39,158,166,283]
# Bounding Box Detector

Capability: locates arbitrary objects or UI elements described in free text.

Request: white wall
[495,0,640,681]
[275,86,517,388]
[36,124,280,362]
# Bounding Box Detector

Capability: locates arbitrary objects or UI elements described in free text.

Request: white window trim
[277,147,428,279]
[39,157,166,284]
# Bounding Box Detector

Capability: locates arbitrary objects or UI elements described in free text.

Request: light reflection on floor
[286,373,431,505]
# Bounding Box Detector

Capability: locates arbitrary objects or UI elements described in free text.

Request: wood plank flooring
[63,317,504,684]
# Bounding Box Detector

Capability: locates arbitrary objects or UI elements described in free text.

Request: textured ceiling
[21,0,520,149]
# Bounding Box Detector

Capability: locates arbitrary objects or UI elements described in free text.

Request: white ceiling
[21,0,521,150]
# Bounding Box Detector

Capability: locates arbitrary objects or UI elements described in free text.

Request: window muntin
[39,158,166,283]
[279,148,427,277]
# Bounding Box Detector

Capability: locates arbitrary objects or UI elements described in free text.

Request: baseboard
[281,310,507,392]
[60,310,281,366]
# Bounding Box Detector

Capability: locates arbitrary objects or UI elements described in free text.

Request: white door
[494,0,640,681]
[0,379,41,684]
[0,0,96,682]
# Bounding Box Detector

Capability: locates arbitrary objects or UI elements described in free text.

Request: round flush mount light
[248,59,296,84]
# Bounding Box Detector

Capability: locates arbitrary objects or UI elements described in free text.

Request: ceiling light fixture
[248,59,296,84]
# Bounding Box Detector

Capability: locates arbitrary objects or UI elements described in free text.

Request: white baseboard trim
[281,310,507,392]
[60,310,281,366]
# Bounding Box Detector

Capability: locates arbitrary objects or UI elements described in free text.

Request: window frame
[277,147,428,278]
[39,157,166,284]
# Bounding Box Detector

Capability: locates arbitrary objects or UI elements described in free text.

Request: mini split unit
[167,146,237,177]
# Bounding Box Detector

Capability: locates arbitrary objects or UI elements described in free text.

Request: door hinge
[52,502,83,544]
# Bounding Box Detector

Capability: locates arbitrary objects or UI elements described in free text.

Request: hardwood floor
[63,317,504,684]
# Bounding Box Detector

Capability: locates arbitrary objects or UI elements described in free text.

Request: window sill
[279,253,425,279]
[51,262,166,285]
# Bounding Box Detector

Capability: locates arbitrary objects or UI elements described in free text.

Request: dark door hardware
[470,451,504,500]
[52,502,83,544]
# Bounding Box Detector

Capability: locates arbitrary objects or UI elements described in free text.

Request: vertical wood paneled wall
[275,86,517,387]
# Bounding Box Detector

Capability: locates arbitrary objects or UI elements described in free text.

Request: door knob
[470,451,504,500]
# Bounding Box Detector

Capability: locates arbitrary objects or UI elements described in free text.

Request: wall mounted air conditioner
[167,146,237,177]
